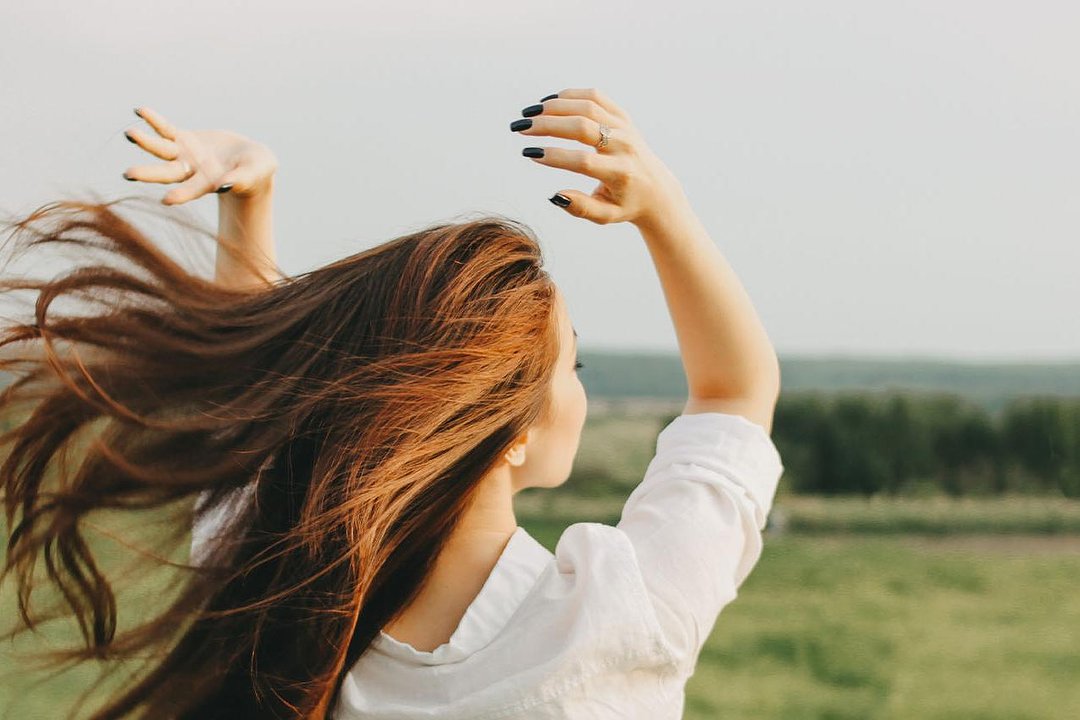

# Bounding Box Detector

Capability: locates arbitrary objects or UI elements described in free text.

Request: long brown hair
[0,194,561,718]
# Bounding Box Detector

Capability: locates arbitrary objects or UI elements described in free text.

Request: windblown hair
[0,195,561,718]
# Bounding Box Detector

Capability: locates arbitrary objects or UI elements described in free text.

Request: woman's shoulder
[534,522,682,664]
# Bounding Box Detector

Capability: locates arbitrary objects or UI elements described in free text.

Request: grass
[0,503,194,719]
[769,494,1080,535]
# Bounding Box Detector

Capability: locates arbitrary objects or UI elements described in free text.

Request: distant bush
[765,391,1080,498]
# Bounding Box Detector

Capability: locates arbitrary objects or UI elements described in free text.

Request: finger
[545,88,630,122]
[522,146,623,185]
[124,127,179,161]
[134,106,178,141]
[548,189,622,224]
[523,97,619,129]
[123,158,193,184]
[512,115,629,153]
[162,170,215,206]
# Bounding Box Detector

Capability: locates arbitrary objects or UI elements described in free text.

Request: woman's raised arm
[635,202,780,431]
[214,176,279,290]
[123,106,283,290]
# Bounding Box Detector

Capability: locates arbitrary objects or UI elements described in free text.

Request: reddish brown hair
[0,194,560,718]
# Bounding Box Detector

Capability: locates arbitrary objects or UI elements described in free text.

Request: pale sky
[1,0,1077,362]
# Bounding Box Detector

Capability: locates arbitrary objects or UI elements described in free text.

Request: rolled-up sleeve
[615,411,785,672]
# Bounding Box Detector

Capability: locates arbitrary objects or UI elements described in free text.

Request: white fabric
[189,481,256,566]
[190,411,785,719]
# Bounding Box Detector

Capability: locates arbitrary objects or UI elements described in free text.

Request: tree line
[753,391,1080,497]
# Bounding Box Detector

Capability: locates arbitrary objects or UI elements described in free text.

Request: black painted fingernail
[214,184,234,194]
[549,193,571,207]
[523,147,544,158]
[123,173,135,181]
[540,93,559,102]
[521,104,543,118]
[124,131,136,144]
[133,108,142,118]
[510,118,532,132]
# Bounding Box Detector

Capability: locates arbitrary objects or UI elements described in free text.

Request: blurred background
[1,1,1079,718]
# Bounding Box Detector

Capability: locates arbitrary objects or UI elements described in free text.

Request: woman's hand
[123,106,278,206]
[511,88,692,230]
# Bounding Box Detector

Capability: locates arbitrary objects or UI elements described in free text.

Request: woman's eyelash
[574,360,584,371]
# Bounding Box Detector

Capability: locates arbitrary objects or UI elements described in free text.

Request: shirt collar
[372,525,554,665]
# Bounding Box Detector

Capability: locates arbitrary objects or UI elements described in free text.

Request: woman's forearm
[636,201,780,401]
[214,177,281,290]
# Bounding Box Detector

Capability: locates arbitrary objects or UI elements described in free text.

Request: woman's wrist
[215,176,280,289]
[633,191,698,243]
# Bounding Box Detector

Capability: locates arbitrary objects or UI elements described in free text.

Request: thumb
[212,166,245,194]
[212,168,239,194]
[548,190,621,224]
[212,165,272,196]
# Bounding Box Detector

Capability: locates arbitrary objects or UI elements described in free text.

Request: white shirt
[190,411,785,720]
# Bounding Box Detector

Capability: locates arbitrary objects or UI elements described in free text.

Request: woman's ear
[503,429,532,466]
[504,445,526,467]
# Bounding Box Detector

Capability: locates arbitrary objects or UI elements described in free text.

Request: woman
[0,88,783,719]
